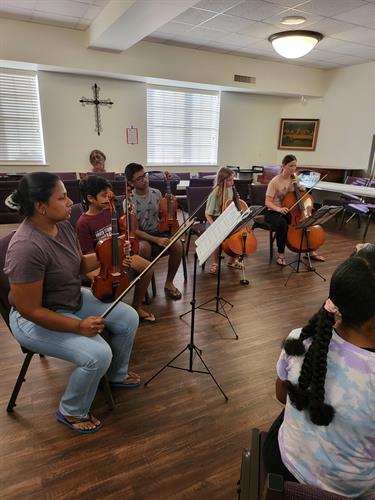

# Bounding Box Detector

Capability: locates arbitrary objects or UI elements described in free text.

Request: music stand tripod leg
[145,253,228,400]
[196,245,238,339]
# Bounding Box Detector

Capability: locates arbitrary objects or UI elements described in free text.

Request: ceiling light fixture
[280,16,307,26]
[268,30,323,59]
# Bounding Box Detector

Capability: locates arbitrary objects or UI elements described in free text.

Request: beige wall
[279,62,375,172]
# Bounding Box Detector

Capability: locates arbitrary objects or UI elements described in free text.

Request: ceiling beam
[88,0,201,52]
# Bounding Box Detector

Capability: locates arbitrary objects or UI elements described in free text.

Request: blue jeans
[9,287,139,418]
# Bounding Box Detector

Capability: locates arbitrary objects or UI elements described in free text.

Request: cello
[283,173,325,253]
[158,171,179,235]
[222,186,257,259]
[92,192,130,302]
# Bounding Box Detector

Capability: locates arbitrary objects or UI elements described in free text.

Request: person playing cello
[205,166,245,275]
[265,154,325,266]
[76,175,156,324]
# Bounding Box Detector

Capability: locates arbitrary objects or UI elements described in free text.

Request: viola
[157,171,179,235]
[92,192,130,302]
[283,174,325,253]
[119,183,139,255]
[222,186,257,258]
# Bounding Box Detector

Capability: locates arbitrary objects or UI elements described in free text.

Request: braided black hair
[283,244,375,426]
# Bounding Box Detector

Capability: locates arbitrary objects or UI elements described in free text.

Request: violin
[157,171,179,235]
[222,186,257,258]
[92,192,130,302]
[283,174,325,253]
[119,182,139,255]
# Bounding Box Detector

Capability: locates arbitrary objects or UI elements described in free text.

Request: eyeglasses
[133,172,149,183]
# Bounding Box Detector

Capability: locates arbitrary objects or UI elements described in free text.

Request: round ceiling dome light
[268,30,323,59]
[280,16,307,26]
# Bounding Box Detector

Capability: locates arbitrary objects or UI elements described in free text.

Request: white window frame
[0,71,45,165]
[147,86,220,166]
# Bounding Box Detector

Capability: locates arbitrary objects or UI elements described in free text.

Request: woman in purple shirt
[4,172,139,434]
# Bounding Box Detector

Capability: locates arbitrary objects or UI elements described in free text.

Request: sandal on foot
[304,254,325,262]
[209,263,218,275]
[227,260,244,270]
[139,312,157,324]
[55,410,102,434]
[110,371,141,388]
[164,287,182,300]
[276,257,287,266]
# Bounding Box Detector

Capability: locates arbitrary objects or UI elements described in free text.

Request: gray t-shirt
[4,219,82,311]
[131,188,162,233]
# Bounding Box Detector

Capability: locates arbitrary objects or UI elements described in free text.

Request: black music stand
[144,252,228,400]
[284,205,343,286]
[180,205,264,340]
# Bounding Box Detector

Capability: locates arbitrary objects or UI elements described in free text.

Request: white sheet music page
[195,202,242,266]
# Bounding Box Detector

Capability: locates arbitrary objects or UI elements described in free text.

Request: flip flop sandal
[303,254,325,262]
[139,313,157,324]
[164,287,182,300]
[55,410,102,434]
[110,372,141,388]
[276,257,287,266]
[227,261,244,269]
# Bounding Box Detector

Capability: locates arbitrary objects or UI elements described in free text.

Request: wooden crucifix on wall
[79,83,113,136]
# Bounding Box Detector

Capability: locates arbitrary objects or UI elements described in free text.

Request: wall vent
[234,74,256,84]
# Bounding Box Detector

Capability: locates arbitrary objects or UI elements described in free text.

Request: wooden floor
[0,219,374,500]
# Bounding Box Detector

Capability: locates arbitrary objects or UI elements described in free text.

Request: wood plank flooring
[0,219,373,499]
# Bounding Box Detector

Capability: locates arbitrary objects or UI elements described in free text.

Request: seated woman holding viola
[264,154,325,266]
[4,172,140,434]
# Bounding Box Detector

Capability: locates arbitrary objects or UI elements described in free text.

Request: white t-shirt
[277,328,375,498]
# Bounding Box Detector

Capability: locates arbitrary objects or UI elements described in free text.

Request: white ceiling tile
[204,39,249,49]
[317,37,347,50]
[328,42,375,58]
[226,0,285,21]
[193,0,244,14]
[219,32,259,45]
[295,0,368,17]
[81,4,102,21]
[328,54,370,65]
[172,7,218,26]
[201,13,255,32]
[264,0,304,7]
[153,22,193,36]
[333,3,375,26]
[306,48,344,60]
[238,21,281,38]
[307,17,357,36]
[332,26,375,46]
[188,26,226,40]
[35,0,89,17]
[2,0,36,9]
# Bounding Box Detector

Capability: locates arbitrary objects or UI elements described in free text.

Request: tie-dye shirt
[277,328,375,498]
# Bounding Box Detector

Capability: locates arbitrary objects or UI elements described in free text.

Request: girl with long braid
[263,243,375,497]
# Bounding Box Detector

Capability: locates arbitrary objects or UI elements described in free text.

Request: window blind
[0,73,45,163]
[147,87,220,165]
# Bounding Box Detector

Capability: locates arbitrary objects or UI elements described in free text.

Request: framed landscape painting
[278,119,320,151]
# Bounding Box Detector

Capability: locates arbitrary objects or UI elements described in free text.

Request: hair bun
[5,190,22,212]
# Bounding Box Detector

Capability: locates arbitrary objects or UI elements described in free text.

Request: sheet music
[195,202,242,266]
